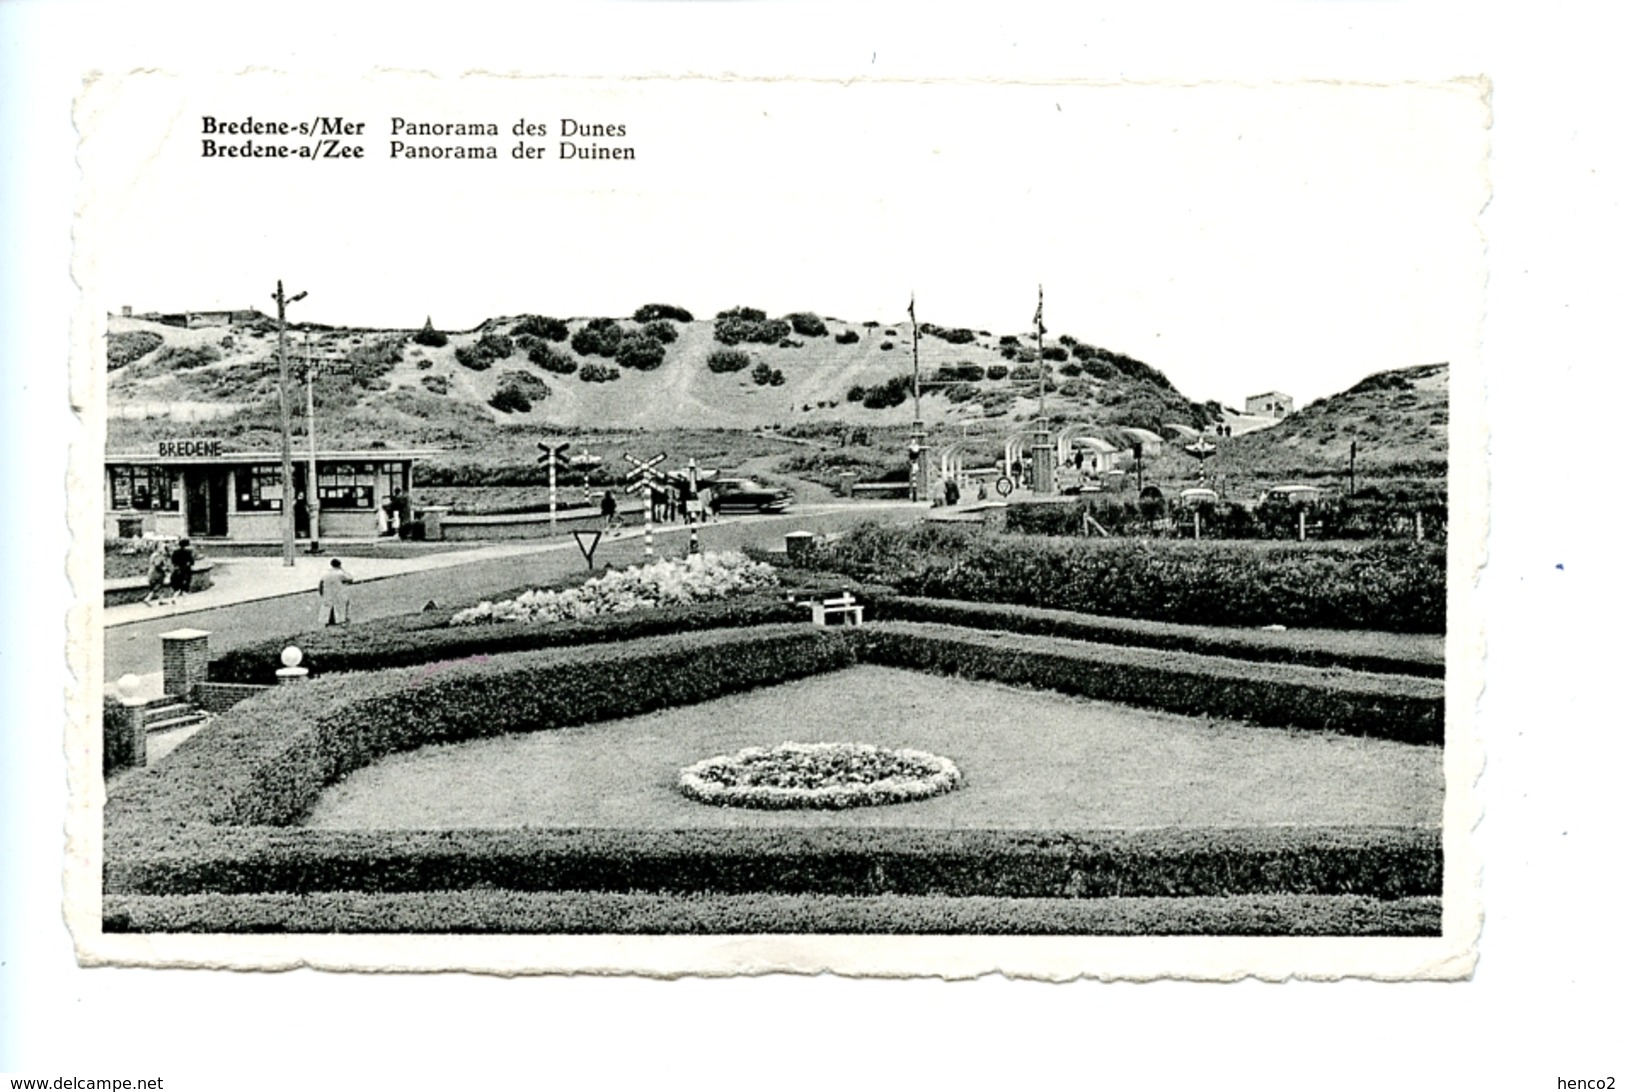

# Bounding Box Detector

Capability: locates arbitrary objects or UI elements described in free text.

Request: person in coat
[142,542,169,606]
[317,557,355,625]
[166,539,196,602]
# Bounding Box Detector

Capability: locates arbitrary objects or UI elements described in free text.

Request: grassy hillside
[105,307,1216,445]
[1223,363,1448,481]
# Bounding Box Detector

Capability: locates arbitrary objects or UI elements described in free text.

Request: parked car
[708,477,792,514]
[1259,483,1325,506]
[1179,487,1219,506]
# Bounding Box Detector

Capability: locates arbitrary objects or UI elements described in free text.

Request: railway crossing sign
[622,451,668,559]
[538,442,571,532]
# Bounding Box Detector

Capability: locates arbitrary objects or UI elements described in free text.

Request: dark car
[708,477,791,514]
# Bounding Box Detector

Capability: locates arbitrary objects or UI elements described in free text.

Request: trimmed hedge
[104,891,1442,936]
[854,623,1443,744]
[207,593,806,684]
[804,522,1446,634]
[109,626,856,845]
[869,596,1443,678]
[108,818,1439,900]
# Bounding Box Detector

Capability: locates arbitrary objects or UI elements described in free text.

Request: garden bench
[803,591,865,627]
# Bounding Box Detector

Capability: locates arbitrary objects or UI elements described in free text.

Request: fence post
[1416,511,1425,542]
[1298,508,1306,542]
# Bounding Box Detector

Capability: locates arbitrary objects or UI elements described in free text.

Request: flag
[1033,286,1046,336]
[908,294,916,325]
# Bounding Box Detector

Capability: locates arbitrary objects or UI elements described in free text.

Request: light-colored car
[1259,483,1325,506]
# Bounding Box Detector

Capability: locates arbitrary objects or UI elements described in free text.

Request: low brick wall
[105,562,215,607]
[195,682,272,713]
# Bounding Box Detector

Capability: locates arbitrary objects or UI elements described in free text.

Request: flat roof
[106,448,445,466]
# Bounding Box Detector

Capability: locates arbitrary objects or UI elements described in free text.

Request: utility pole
[908,293,927,504]
[272,280,307,567]
[303,333,320,554]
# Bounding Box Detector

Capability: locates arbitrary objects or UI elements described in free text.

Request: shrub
[867,595,1442,678]
[879,341,895,351]
[571,318,624,357]
[751,361,785,386]
[987,364,1009,380]
[707,348,752,374]
[107,330,164,369]
[421,375,450,395]
[633,303,693,323]
[209,593,809,683]
[800,522,1446,633]
[860,375,912,410]
[1058,361,1083,377]
[454,344,492,371]
[921,324,977,345]
[488,385,531,413]
[151,343,222,370]
[786,312,828,337]
[846,384,867,403]
[717,306,767,323]
[103,890,1442,936]
[488,371,550,414]
[416,358,434,370]
[999,335,1020,347]
[835,329,860,345]
[528,342,577,374]
[1043,346,1069,362]
[413,319,449,348]
[511,315,570,342]
[578,362,620,383]
[641,319,679,344]
[614,331,667,371]
[856,623,1442,743]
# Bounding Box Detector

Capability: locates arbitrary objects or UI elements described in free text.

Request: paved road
[104,504,917,681]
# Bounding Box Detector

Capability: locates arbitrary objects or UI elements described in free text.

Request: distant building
[1118,427,1164,457]
[1246,391,1295,418]
[185,308,267,328]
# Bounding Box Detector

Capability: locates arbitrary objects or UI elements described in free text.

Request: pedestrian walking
[166,538,196,602]
[600,490,619,529]
[317,557,355,626]
[944,478,961,506]
[141,542,169,606]
[698,484,714,523]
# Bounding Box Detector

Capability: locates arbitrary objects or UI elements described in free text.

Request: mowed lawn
[302,666,1443,831]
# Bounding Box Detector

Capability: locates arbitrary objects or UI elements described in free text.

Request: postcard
[69,69,1487,979]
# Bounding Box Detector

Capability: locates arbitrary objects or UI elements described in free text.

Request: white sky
[82,74,1485,406]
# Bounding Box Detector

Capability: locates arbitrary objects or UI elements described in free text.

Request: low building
[1245,391,1295,418]
[104,442,441,542]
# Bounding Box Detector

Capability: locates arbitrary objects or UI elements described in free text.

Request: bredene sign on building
[156,439,224,459]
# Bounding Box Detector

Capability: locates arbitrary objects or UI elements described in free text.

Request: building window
[317,464,376,510]
[379,462,406,507]
[237,465,287,511]
[109,466,178,511]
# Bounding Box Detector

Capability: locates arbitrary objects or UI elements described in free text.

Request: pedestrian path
[102,500,912,630]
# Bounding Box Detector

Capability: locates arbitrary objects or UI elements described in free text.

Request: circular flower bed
[679,742,962,810]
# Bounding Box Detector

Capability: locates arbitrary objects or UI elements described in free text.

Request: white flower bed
[679,742,962,810]
[449,551,778,626]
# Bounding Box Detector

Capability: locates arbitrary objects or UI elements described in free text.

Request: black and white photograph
[69,70,1483,977]
[6,5,1619,1086]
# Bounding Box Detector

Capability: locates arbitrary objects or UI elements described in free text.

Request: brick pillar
[105,699,149,772]
[160,628,211,700]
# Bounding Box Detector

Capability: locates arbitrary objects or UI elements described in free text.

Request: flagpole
[1032,284,1056,495]
[908,293,928,504]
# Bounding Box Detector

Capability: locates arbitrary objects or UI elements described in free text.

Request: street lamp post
[272,280,308,568]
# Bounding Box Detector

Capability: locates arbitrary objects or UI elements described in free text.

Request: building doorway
[185,468,229,537]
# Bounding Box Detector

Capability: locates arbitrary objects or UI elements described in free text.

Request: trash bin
[784,531,814,563]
